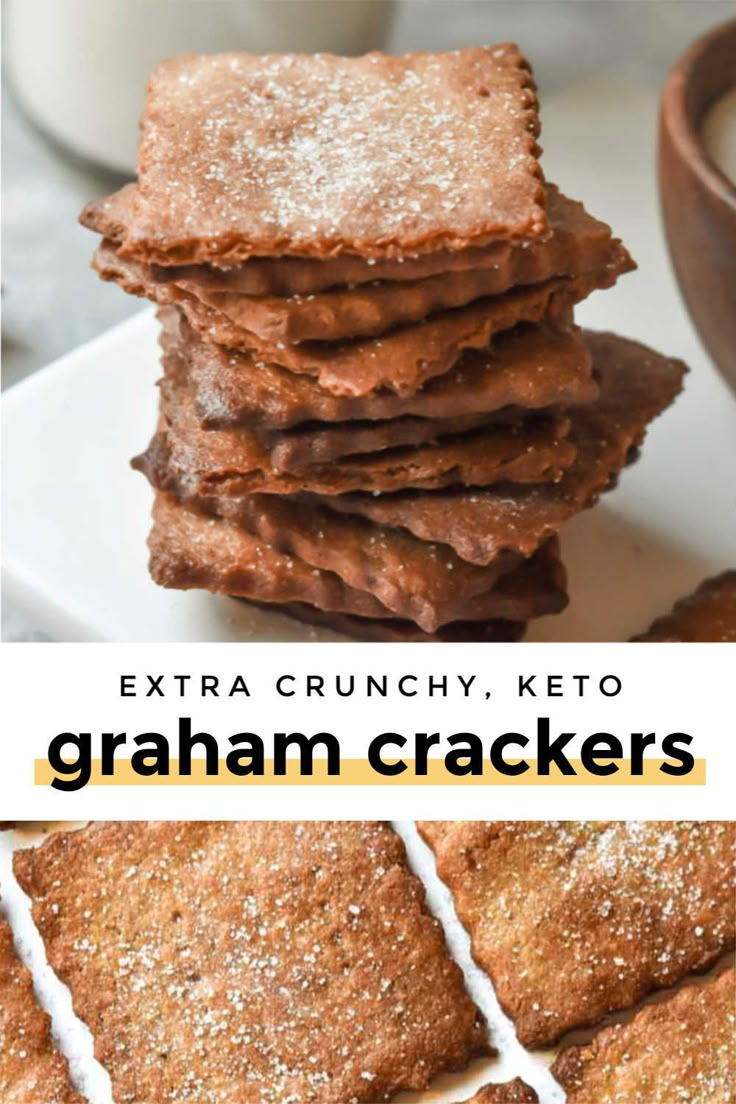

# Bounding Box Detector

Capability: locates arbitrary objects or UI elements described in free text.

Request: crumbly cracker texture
[552,968,735,1103]
[418,821,735,1046]
[15,822,488,1103]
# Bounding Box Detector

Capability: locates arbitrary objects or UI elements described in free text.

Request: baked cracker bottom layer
[0,916,83,1104]
[180,489,527,631]
[463,1081,539,1103]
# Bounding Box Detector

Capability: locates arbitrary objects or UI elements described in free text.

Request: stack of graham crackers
[81,46,686,641]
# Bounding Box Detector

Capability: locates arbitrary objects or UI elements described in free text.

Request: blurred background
[1,0,733,640]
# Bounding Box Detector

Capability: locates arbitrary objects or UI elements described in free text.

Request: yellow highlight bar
[35,758,706,786]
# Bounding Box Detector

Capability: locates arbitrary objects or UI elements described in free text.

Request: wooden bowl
[659,19,736,390]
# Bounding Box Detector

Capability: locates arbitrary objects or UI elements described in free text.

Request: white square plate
[3,82,735,642]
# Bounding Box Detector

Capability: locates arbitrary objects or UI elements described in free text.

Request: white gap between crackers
[392,821,565,1104]
[1,820,556,1104]
[0,822,114,1103]
[1,823,734,1104]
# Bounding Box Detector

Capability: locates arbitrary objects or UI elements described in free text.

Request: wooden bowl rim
[661,17,736,211]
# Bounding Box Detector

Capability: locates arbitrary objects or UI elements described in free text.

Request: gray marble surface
[2,0,733,640]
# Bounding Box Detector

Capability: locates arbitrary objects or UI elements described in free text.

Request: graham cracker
[188,490,524,629]
[157,184,622,299]
[81,46,545,264]
[552,968,735,1104]
[14,822,488,1103]
[0,915,83,1104]
[98,187,631,344]
[168,311,596,432]
[632,571,736,642]
[265,412,514,473]
[146,493,567,632]
[418,821,736,1047]
[152,228,544,296]
[138,329,576,495]
[319,330,686,564]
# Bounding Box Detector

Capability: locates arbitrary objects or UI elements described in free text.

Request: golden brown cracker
[81,46,545,264]
[418,821,736,1047]
[552,968,735,1104]
[170,310,596,431]
[143,188,632,344]
[0,915,83,1104]
[146,493,566,632]
[95,246,622,396]
[320,330,686,563]
[15,822,488,1103]
[632,571,736,642]
[246,601,527,643]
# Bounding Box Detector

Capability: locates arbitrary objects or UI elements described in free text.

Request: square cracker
[632,571,736,642]
[15,822,488,1103]
[552,968,735,1104]
[87,186,629,346]
[417,821,735,1046]
[107,47,544,264]
[0,914,83,1104]
[319,329,686,564]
